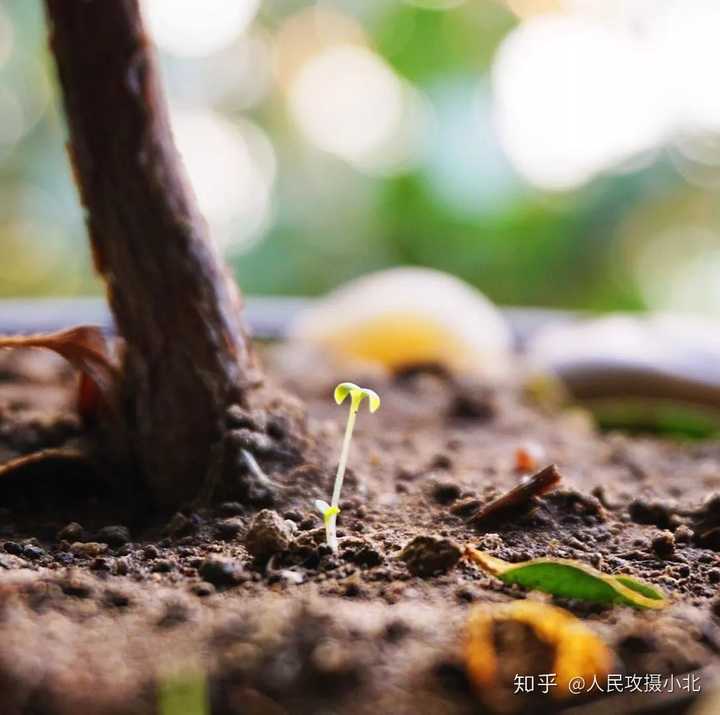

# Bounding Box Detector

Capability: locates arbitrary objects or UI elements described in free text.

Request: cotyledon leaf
[466,547,667,610]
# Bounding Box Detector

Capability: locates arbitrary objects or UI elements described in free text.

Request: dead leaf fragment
[465,600,612,709]
[0,326,119,414]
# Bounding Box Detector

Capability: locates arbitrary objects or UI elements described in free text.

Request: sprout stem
[317,383,379,553]
[327,398,359,551]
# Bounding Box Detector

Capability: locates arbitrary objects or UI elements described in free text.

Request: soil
[1,346,720,714]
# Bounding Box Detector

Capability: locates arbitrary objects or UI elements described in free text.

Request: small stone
[245,509,293,559]
[23,545,46,560]
[152,559,174,573]
[96,525,131,548]
[430,479,462,505]
[55,552,74,566]
[57,522,84,542]
[198,557,243,587]
[3,541,22,556]
[341,538,383,567]
[70,542,108,558]
[142,545,160,560]
[399,535,462,577]
[651,530,675,559]
[709,568,720,585]
[675,524,694,543]
[215,517,244,541]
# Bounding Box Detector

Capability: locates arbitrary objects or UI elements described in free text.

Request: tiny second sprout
[315,382,380,552]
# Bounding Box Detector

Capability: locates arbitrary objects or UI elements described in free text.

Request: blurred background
[2,0,720,314]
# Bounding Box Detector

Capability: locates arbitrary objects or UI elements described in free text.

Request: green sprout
[314,382,380,552]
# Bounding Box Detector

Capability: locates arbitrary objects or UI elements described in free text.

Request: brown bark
[44,0,259,509]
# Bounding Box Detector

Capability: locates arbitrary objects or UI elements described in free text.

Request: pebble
[3,541,22,556]
[198,557,243,587]
[675,524,694,543]
[215,517,244,541]
[651,530,675,559]
[70,542,108,558]
[57,522,84,542]
[430,479,462,505]
[96,525,131,548]
[23,545,45,560]
[142,545,160,560]
[245,509,294,559]
[399,535,462,577]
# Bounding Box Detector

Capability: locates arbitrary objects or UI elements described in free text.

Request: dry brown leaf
[466,600,612,709]
[0,326,120,419]
[0,445,94,480]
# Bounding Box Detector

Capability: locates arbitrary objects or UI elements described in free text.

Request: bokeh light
[5,0,720,321]
[143,0,260,58]
[170,109,275,251]
[634,225,720,315]
[288,44,425,174]
[0,5,14,68]
[492,13,666,190]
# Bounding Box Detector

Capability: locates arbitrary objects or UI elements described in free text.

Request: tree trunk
[44,0,260,509]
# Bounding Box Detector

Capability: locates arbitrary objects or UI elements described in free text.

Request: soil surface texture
[1,347,719,715]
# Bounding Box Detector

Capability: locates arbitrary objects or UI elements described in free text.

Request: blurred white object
[528,313,720,406]
[290,267,512,377]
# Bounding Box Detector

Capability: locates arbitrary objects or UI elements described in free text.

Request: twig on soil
[469,463,562,527]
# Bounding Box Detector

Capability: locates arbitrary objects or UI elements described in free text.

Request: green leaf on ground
[466,547,667,610]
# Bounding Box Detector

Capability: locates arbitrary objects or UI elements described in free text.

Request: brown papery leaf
[0,326,120,418]
[0,445,93,480]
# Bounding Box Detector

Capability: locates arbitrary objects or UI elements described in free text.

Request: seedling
[315,382,380,552]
